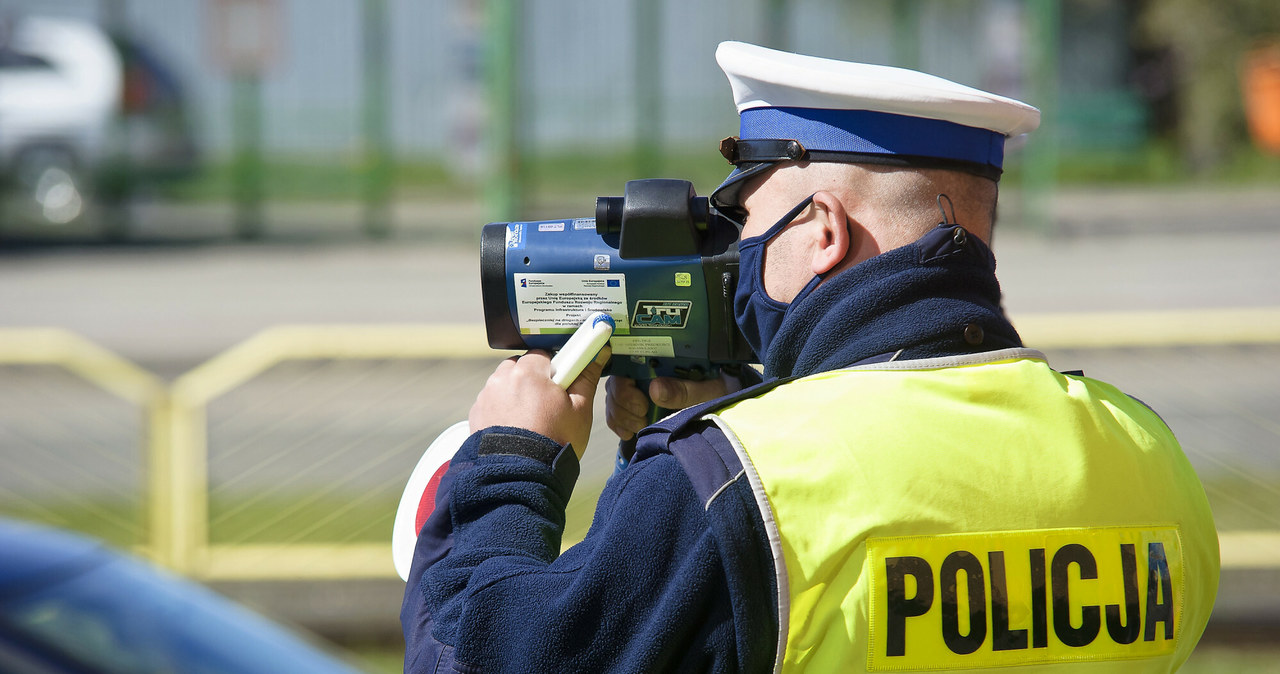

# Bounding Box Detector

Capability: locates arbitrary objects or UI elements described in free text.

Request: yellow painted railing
[1013,306,1280,348]
[165,324,503,577]
[0,328,171,562]
[3,307,1280,580]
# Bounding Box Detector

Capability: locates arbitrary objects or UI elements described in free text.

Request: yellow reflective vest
[707,349,1219,672]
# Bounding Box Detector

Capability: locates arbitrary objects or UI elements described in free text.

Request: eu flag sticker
[607,279,621,287]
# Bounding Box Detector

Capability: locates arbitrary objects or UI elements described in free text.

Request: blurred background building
[2,1,1279,672]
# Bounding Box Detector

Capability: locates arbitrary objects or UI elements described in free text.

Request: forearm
[401,426,576,671]
[402,427,743,672]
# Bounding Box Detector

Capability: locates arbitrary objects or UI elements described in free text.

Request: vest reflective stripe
[708,350,1219,672]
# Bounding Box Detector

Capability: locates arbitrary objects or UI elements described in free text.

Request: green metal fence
[0,0,1144,240]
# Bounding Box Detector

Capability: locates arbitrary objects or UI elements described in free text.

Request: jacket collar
[762,224,1023,379]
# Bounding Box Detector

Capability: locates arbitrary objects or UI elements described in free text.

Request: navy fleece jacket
[400,425,776,673]
[401,224,1019,672]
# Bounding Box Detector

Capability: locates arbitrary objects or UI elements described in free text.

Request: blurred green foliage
[1139,0,1280,173]
[1047,141,1280,185]
[156,140,1280,209]
[153,0,1280,209]
[0,498,142,550]
[159,158,466,202]
[154,150,730,206]
[208,492,398,545]
[89,0,1280,220]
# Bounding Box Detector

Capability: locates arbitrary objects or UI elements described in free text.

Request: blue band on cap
[739,107,1006,168]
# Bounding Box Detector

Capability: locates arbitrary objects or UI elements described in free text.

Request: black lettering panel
[989,551,1029,651]
[940,551,987,655]
[1030,547,1048,649]
[1052,543,1100,647]
[885,556,934,657]
[1144,542,1175,641]
[1106,543,1142,644]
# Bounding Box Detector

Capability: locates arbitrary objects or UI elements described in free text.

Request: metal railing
[0,329,165,552]
[2,310,1279,582]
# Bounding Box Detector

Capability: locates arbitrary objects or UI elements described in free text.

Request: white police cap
[712,41,1041,213]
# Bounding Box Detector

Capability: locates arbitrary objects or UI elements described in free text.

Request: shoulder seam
[705,468,746,511]
[705,413,789,674]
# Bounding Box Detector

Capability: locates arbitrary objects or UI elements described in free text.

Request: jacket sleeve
[400,424,765,673]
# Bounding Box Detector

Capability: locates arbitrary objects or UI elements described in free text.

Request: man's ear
[808,191,851,275]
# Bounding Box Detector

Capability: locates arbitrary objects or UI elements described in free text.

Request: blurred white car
[0,15,199,233]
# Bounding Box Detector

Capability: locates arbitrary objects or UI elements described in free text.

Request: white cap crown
[717,41,1040,136]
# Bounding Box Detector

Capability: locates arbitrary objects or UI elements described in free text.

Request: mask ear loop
[937,193,969,246]
[937,193,958,226]
[742,193,816,245]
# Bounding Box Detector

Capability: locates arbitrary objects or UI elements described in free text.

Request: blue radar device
[479,179,757,460]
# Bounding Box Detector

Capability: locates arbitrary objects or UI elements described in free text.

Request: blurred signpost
[484,0,522,222]
[362,0,393,238]
[891,0,921,70]
[210,0,280,239]
[633,0,662,178]
[764,0,790,52]
[99,0,134,241]
[1025,0,1059,233]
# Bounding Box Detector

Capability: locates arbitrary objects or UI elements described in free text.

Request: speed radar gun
[480,178,756,451]
[392,179,755,581]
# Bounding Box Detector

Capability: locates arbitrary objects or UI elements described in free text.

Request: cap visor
[710,161,775,213]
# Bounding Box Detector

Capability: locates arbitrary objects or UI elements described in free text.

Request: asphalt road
[4,186,1280,487]
[3,186,1280,495]
[3,186,1280,369]
[2,186,1279,637]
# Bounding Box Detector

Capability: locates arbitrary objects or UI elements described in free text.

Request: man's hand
[604,373,742,440]
[469,346,611,459]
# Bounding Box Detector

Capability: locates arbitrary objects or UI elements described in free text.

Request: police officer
[403,42,1219,672]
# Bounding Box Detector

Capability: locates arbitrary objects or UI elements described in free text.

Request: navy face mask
[733,194,822,362]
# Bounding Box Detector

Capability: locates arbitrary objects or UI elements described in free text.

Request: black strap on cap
[719,136,1003,182]
[720,137,808,164]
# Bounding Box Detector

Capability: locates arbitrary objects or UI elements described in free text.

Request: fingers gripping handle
[617,383,672,460]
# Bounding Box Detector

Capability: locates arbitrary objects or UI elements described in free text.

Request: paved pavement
[2,184,1279,642]
[3,184,1278,530]
[2,185,1279,369]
